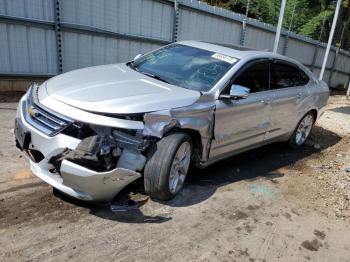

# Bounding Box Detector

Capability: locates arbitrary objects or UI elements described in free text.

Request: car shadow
[330,106,350,115]
[53,125,341,222]
[53,187,172,224]
[163,125,341,207]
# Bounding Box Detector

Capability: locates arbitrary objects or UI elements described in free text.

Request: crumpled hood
[41,64,201,114]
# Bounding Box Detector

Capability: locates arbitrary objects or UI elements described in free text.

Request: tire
[144,132,192,201]
[289,112,315,148]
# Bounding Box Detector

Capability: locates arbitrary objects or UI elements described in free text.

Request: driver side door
[209,60,274,160]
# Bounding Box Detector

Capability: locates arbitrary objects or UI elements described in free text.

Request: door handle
[260,98,271,104]
[296,92,304,99]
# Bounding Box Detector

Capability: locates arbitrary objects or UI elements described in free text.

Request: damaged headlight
[112,129,150,152]
[56,125,152,173]
[98,112,144,122]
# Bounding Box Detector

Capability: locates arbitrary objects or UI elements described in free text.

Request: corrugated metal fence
[0,0,349,88]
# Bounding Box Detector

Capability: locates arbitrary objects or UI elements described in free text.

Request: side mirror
[133,54,143,61]
[221,84,250,99]
[230,85,250,99]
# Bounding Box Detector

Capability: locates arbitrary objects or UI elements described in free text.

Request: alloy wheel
[295,114,314,145]
[168,141,191,194]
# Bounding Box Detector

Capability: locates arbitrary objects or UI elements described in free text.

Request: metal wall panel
[244,26,275,51]
[312,67,347,87]
[313,68,330,82]
[285,38,315,65]
[177,7,241,45]
[0,0,54,21]
[0,23,57,74]
[60,0,174,41]
[277,36,285,54]
[330,71,348,87]
[0,0,349,88]
[335,53,350,73]
[61,31,161,72]
[315,48,335,68]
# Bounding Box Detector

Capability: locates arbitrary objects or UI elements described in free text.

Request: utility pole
[273,0,287,53]
[319,0,342,80]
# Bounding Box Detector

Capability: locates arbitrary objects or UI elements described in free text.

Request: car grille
[23,86,72,136]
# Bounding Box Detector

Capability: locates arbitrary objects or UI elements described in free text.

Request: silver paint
[15,41,330,201]
[169,141,191,194]
[60,160,141,201]
[143,99,215,162]
[41,63,201,114]
[295,114,314,145]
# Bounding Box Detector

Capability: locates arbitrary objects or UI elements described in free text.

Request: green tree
[223,0,279,24]
[299,8,334,40]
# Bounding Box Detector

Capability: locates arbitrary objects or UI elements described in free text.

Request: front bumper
[15,95,141,201]
[30,159,141,201]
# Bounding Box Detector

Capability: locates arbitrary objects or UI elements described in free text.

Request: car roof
[177,40,315,81]
[178,40,300,65]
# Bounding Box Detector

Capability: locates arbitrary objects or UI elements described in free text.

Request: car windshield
[131,44,237,92]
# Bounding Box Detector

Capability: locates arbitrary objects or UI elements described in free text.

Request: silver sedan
[14,41,329,201]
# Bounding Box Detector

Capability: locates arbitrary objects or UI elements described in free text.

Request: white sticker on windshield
[211,53,237,64]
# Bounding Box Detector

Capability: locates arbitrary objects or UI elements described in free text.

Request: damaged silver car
[14,41,329,201]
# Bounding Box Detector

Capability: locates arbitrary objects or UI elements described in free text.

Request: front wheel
[144,133,192,201]
[289,112,315,147]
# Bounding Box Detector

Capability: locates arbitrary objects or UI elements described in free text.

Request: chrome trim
[24,87,73,136]
[33,107,66,126]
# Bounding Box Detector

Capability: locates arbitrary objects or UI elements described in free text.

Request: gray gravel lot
[1,96,350,262]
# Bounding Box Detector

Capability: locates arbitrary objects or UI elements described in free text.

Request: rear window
[271,62,310,89]
[297,69,310,86]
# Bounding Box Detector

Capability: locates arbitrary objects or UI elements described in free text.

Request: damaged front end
[16,85,216,202]
[49,100,215,201]
[48,124,153,201]
[15,90,156,201]
[55,126,150,172]
[143,101,216,164]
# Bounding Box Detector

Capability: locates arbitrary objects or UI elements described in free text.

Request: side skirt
[198,134,290,169]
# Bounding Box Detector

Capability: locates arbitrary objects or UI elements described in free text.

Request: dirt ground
[0,96,350,262]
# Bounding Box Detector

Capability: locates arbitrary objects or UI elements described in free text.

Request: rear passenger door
[266,61,310,140]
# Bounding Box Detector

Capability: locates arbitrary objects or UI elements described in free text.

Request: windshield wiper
[127,61,136,69]
[140,71,169,84]
[127,62,169,84]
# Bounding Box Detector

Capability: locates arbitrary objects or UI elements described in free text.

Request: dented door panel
[210,90,273,159]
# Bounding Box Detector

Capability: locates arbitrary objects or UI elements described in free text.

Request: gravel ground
[0,96,350,262]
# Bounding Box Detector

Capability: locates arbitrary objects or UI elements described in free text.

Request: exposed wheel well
[164,128,202,164]
[308,109,318,122]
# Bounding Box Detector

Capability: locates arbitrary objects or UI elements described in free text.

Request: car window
[131,44,237,92]
[233,62,270,93]
[271,62,310,89]
[296,69,310,86]
[271,63,298,89]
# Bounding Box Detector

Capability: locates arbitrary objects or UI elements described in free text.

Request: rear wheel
[289,112,315,147]
[144,133,192,201]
